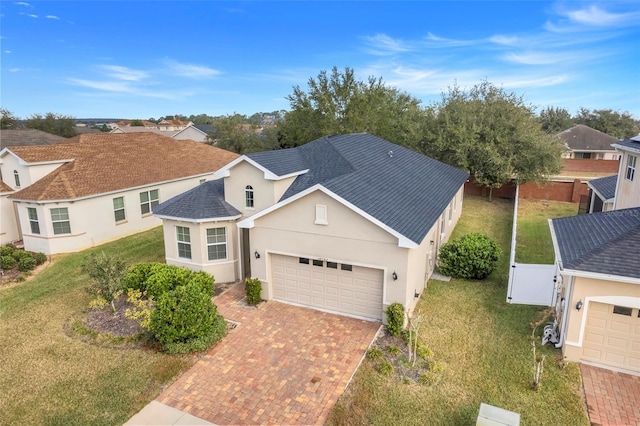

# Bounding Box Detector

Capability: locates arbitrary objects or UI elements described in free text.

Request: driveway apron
[581,364,640,425]
[157,282,381,425]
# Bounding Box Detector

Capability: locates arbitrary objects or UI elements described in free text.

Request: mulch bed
[369,328,435,383]
[85,296,145,337]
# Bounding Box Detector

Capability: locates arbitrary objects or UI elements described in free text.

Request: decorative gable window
[27,207,40,234]
[50,208,71,235]
[626,155,636,181]
[206,228,227,261]
[245,185,254,208]
[176,226,191,259]
[13,170,20,188]
[140,189,159,215]
[315,205,328,225]
[113,197,126,223]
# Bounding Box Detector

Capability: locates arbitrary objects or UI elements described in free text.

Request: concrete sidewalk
[124,401,213,426]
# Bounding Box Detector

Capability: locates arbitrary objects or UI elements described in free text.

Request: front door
[242,228,251,278]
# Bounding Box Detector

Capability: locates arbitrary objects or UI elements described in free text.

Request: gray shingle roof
[558,124,619,151]
[588,175,617,201]
[252,133,470,245]
[154,179,240,220]
[0,128,66,149]
[614,137,640,153]
[550,207,640,279]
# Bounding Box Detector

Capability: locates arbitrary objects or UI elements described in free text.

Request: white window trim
[13,170,20,188]
[206,227,228,261]
[27,207,40,234]
[315,204,328,225]
[140,189,159,215]
[245,185,255,209]
[176,226,191,259]
[113,197,126,223]
[50,207,71,235]
[626,155,636,181]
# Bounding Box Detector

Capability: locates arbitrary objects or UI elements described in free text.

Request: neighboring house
[586,175,617,213]
[612,135,640,210]
[559,124,620,160]
[0,133,238,253]
[549,208,640,375]
[110,124,209,142]
[155,133,469,321]
[0,128,67,149]
[170,125,209,142]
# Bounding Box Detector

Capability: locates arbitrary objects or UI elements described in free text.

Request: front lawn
[515,199,578,264]
[328,196,589,426]
[0,227,197,425]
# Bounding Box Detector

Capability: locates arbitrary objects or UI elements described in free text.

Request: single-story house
[0,128,67,149]
[559,124,620,160]
[549,208,640,375]
[586,175,617,213]
[0,133,238,253]
[155,133,469,321]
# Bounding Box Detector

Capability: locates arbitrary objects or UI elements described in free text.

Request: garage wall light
[254,251,260,259]
[392,271,398,281]
[575,300,583,311]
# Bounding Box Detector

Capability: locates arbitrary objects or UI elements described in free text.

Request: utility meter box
[476,403,520,426]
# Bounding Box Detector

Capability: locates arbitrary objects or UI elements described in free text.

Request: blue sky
[1,1,639,119]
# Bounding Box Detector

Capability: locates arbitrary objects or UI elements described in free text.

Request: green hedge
[438,233,502,280]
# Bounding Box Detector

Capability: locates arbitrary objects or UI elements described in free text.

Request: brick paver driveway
[581,364,640,425]
[157,282,381,425]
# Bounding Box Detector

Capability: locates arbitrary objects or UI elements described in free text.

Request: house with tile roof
[559,124,620,160]
[155,133,469,320]
[548,136,640,375]
[0,133,238,253]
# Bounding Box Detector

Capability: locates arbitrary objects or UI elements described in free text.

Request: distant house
[155,133,469,320]
[559,124,620,160]
[110,124,209,142]
[0,133,238,252]
[549,135,640,375]
[0,128,67,149]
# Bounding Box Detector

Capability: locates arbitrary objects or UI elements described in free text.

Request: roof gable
[550,207,640,279]
[558,125,619,151]
[588,175,617,201]
[154,179,241,221]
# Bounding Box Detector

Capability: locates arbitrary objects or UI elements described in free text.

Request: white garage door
[582,302,640,373]
[271,254,383,320]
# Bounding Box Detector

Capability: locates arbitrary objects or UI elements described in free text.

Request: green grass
[515,199,579,264]
[0,227,197,425]
[328,196,589,426]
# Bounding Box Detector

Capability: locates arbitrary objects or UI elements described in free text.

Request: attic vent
[388,150,393,158]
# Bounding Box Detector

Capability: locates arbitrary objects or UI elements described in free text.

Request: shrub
[149,282,226,353]
[83,252,128,310]
[386,344,401,355]
[366,347,383,360]
[419,372,439,386]
[33,252,47,265]
[123,262,162,292]
[144,264,194,299]
[375,361,394,376]
[245,277,262,305]
[416,343,434,360]
[438,233,502,280]
[0,245,15,257]
[17,255,36,272]
[125,288,153,330]
[1,255,17,270]
[385,303,405,336]
[11,249,31,262]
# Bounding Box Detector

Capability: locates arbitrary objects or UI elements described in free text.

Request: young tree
[26,112,77,137]
[83,252,128,312]
[278,66,425,150]
[573,108,639,139]
[1,108,18,129]
[538,106,573,134]
[422,82,564,199]
[210,113,264,154]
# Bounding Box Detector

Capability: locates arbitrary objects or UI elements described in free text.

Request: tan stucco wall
[16,176,208,255]
[562,274,640,362]
[1,194,20,245]
[172,127,207,142]
[614,152,640,209]
[223,161,276,216]
[0,153,63,190]
[162,219,239,283]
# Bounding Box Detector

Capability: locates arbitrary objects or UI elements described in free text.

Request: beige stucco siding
[16,176,206,255]
[0,153,64,190]
[223,161,276,216]
[162,219,239,283]
[614,153,640,209]
[1,194,20,245]
[562,275,640,365]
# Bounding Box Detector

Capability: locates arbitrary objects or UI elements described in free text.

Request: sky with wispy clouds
[1,1,639,119]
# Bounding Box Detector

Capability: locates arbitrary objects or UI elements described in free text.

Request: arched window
[13,170,21,187]
[245,185,254,208]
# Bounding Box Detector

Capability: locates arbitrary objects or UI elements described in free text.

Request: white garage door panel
[271,254,383,320]
[581,302,640,373]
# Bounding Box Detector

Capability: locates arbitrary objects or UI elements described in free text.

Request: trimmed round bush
[11,249,31,262]
[438,233,502,280]
[144,264,195,299]
[17,255,37,272]
[34,252,47,265]
[123,262,163,292]
[0,245,15,257]
[385,302,405,336]
[245,277,262,305]
[1,255,17,270]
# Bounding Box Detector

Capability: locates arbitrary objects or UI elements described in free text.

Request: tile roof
[6,133,239,201]
[550,207,640,279]
[0,179,13,193]
[154,179,240,220]
[613,137,640,153]
[250,133,470,245]
[558,125,619,151]
[588,175,618,201]
[0,128,67,149]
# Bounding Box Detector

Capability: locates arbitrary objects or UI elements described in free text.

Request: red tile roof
[8,133,239,201]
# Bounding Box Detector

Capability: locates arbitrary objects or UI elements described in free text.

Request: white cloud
[361,33,411,55]
[499,75,569,89]
[423,32,479,47]
[4,50,11,54]
[100,65,148,81]
[27,13,37,18]
[489,35,520,46]
[566,5,640,27]
[14,2,31,7]
[164,59,221,79]
[9,68,21,72]
[46,15,60,20]
[68,78,179,100]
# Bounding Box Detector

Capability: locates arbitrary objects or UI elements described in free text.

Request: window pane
[30,221,40,234]
[113,197,124,209]
[178,242,191,259]
[313,259,323,267]
[207,228,226,244]
[51,208,69,221]
[613,306,632,316]
[207,244,227,261]
[176,226,190,242]
[141,203,150,215]
[150,189,159,200]
[53,221,71,235]
[28,208,38,221]
[341,264,352,271]
[114,209,126,222]
[327,261,338,269]
[299,258,309,264]
[140,192,149,203]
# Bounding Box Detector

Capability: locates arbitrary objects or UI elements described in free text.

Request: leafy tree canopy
[277,66,425,150]
[538,106,573,134]
[573,108,639,139]
[210,113,274,154]
[422,81,564,196]
[25,112,77,138]
[1,108,18,129]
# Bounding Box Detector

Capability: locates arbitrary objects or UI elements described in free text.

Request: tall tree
[538,106,573,134]
[1,108,18,129]
[422,82,564,199]
[209,114,266,154]
[25,112,76,137]
[573,108,639,139]
[278,67,425,149]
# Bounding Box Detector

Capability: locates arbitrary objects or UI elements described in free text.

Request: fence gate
[507,263,557,306]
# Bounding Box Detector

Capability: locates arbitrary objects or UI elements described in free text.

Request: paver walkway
[157,282,381,425]
[581,364,640,426]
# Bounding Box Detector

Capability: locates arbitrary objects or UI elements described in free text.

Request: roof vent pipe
[388,150,393,158]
